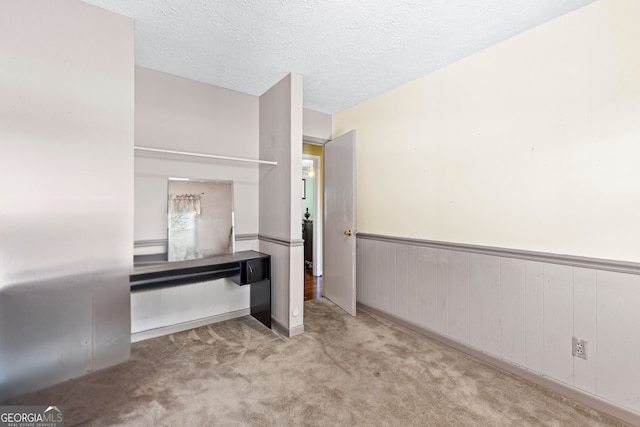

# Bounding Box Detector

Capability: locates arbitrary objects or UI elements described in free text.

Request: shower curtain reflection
[167,179,234,261]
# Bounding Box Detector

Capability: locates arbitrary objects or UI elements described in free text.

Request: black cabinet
[303,219,313,267]
[231,256,270,286]
[250,279,271,329]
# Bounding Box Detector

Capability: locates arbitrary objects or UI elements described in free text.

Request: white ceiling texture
[81,0,596,114]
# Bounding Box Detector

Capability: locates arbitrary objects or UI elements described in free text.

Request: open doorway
[302,143,323,301]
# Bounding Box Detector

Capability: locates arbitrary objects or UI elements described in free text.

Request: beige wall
[333,0,640,262]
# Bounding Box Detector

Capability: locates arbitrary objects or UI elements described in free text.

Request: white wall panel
[469,253,501,356]
[525,261,544,374]
[447,251,470,343]
[235,239,259,252]
[573,267,597,393]
[543,263,574,385]
[131,279,250,334]
[597,271,640,412]
[500,258,526,367]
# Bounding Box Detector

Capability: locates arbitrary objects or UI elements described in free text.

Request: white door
[324,130,356,316]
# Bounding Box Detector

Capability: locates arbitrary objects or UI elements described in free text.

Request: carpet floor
[9,298,629,426]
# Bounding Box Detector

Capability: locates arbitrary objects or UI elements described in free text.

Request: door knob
[344,229,352,236]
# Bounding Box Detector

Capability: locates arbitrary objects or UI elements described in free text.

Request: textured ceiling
[80,0,596,114]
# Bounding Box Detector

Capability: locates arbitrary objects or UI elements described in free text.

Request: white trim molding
[258,234,305,247]
[357,233,640,275]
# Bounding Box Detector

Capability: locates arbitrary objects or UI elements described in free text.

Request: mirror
[167,179,234,261]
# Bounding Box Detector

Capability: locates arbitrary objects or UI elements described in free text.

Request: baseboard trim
[131,308,250,343]
[270,318,305,337]
[356,233,640,276]
[357,302,640,427]
[289,324,305,337]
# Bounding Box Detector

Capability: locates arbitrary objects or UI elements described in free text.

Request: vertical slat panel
[573,267,597,393]
[543,263,574,385]
[469,253,501,356]
[407,245,418,323]
[448,251,470,343]
[289,245,305,329]
[525,261,544,373]
[417,247,438,330]
[356,240,363,303]
[436,249,449,334]
[500,257,526,366]
[363,238,377,306]
[375,241,389,311]
[281,244,290,325]
[388,244,397,315]
[395,244,409,319]
[597,271,640,413]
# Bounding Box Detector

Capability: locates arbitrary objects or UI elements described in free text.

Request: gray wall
[132,67,260,334]
[357,234,640,422]
[134,67,260,247]
[0,0,134,400]
[303,108,331,143]
[259,74,305,334]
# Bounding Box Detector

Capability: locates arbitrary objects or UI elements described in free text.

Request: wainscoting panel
[395,244,409,320]
[448,251,470,344]
[362,238,378,308]
[499,257,526,367]
[436,249,448,334]
[258,236,305,335]
[375,241,390,313]
[258,239,289,329]
[407,245,419,326]
[596,270,640,412]
[356,233,640,420]
[543,263,574,386]
[417,247,438,330]
[469,253,501,357]
[573,267,597,394]
[524,260,544,374]
[356,239,364,309]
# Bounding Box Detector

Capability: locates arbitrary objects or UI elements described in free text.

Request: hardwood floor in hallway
[304,268,322,301]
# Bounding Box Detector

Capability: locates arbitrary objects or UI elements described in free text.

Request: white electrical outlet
[572,336,588,360]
